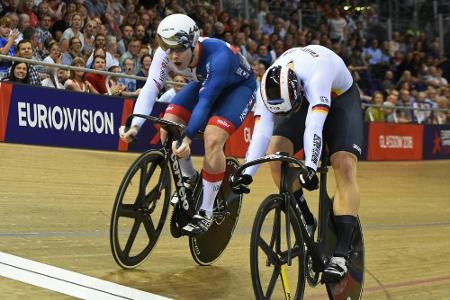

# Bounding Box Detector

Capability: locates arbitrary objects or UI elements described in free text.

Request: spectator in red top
[19,0,38,27]
[85,55,107,94]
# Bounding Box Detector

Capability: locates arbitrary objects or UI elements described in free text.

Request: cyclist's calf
[330,151,359,216]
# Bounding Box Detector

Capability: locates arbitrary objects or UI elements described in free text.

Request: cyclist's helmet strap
[261,64,301,114]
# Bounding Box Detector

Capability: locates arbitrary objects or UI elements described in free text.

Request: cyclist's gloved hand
[299,167,319,191]
[119,125,138,143]
[230,174,253,194]
[172,136,191,158]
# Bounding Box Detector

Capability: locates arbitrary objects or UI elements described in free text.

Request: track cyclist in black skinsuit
[231,45,364,283]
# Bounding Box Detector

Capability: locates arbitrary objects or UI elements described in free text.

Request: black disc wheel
[110,150,171,269]
[189,157,243,266]
[325,216,365,299]
[250,195,306,300]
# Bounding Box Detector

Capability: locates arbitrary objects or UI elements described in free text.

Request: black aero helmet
[260,64,301,114]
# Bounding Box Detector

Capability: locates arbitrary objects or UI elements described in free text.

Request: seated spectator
[397,89,414,122]
[64,57,97,93]
[105,34,120,67]
[35,13,53,57]
[251,60,266,86]
[136,54,151,89]
[157,74,187,103]
[365,91,385,122]
[85,33,116,69]
[105,65,126,96]
[17,13,31,42]
[117,57,140,97]
[85,55,107,94]
[363,39,383,65]
[347,47,368,82]
[61,13,85,49]
[423,66,448,89]
[382,101,398,123]
[41,68,67,89]
[81,18,98,55]
[86,47,106,68]
[0,16,19,77]
[1,61,29,84]
[43,41,61,64]
[255,44,273,69]
[117,24,134,55]
[244,39,258,65]
[119,37,141,73]
[20,0,38,28]
[28,28,44,62]
[7,39,42,85]
[432,97,448,125]
[381,70,396,92]
[61,37,83,65]
[412,91,434,124]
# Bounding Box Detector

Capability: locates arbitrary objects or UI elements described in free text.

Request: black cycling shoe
[182,209,213,236]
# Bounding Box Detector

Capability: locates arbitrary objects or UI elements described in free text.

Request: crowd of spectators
[0,0,448,124]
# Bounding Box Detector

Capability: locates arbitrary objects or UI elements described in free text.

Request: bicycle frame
[124,114,196,215]
[234,152,332,273]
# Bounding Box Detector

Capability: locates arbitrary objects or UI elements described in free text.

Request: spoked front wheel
[110,150,171,269]
[189,157,243,266]
[250,194,306,300]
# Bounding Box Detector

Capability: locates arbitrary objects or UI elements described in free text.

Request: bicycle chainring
[305,248,320,287]
[170,204,191,238]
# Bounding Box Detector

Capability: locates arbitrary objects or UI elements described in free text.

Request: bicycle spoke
[258,237,278,265]
[142,215,157,238]
[264,266,280,299]
[117,204,139,218]
[144,185,160,211]
[123,218,142,256]
[138,163,149,201]
[145,160,159,185]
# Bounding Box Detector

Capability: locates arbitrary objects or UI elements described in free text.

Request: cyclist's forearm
[131,81,159,128]
[244,114,273,176]
[304,109,328,171]
[186,97,214,138]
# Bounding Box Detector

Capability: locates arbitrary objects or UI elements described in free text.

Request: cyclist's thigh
[165,81,201,123]
[272,100,308,153]
[207,81,256,135]
[267,136,294,155]
[324,83,364,159]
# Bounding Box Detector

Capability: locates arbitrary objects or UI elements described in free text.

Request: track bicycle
[110,114,243,268]
[232,151,364,299]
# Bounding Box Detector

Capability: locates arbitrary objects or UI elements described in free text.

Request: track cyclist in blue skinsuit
[119,14,256,236]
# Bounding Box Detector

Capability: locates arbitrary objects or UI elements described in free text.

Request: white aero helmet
[156,14,199,51]
[260,64,302,114]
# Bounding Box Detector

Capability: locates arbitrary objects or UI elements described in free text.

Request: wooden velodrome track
[0,142,449,299]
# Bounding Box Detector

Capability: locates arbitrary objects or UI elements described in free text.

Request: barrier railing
[0,54,185,87]
[362,103,449,113]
